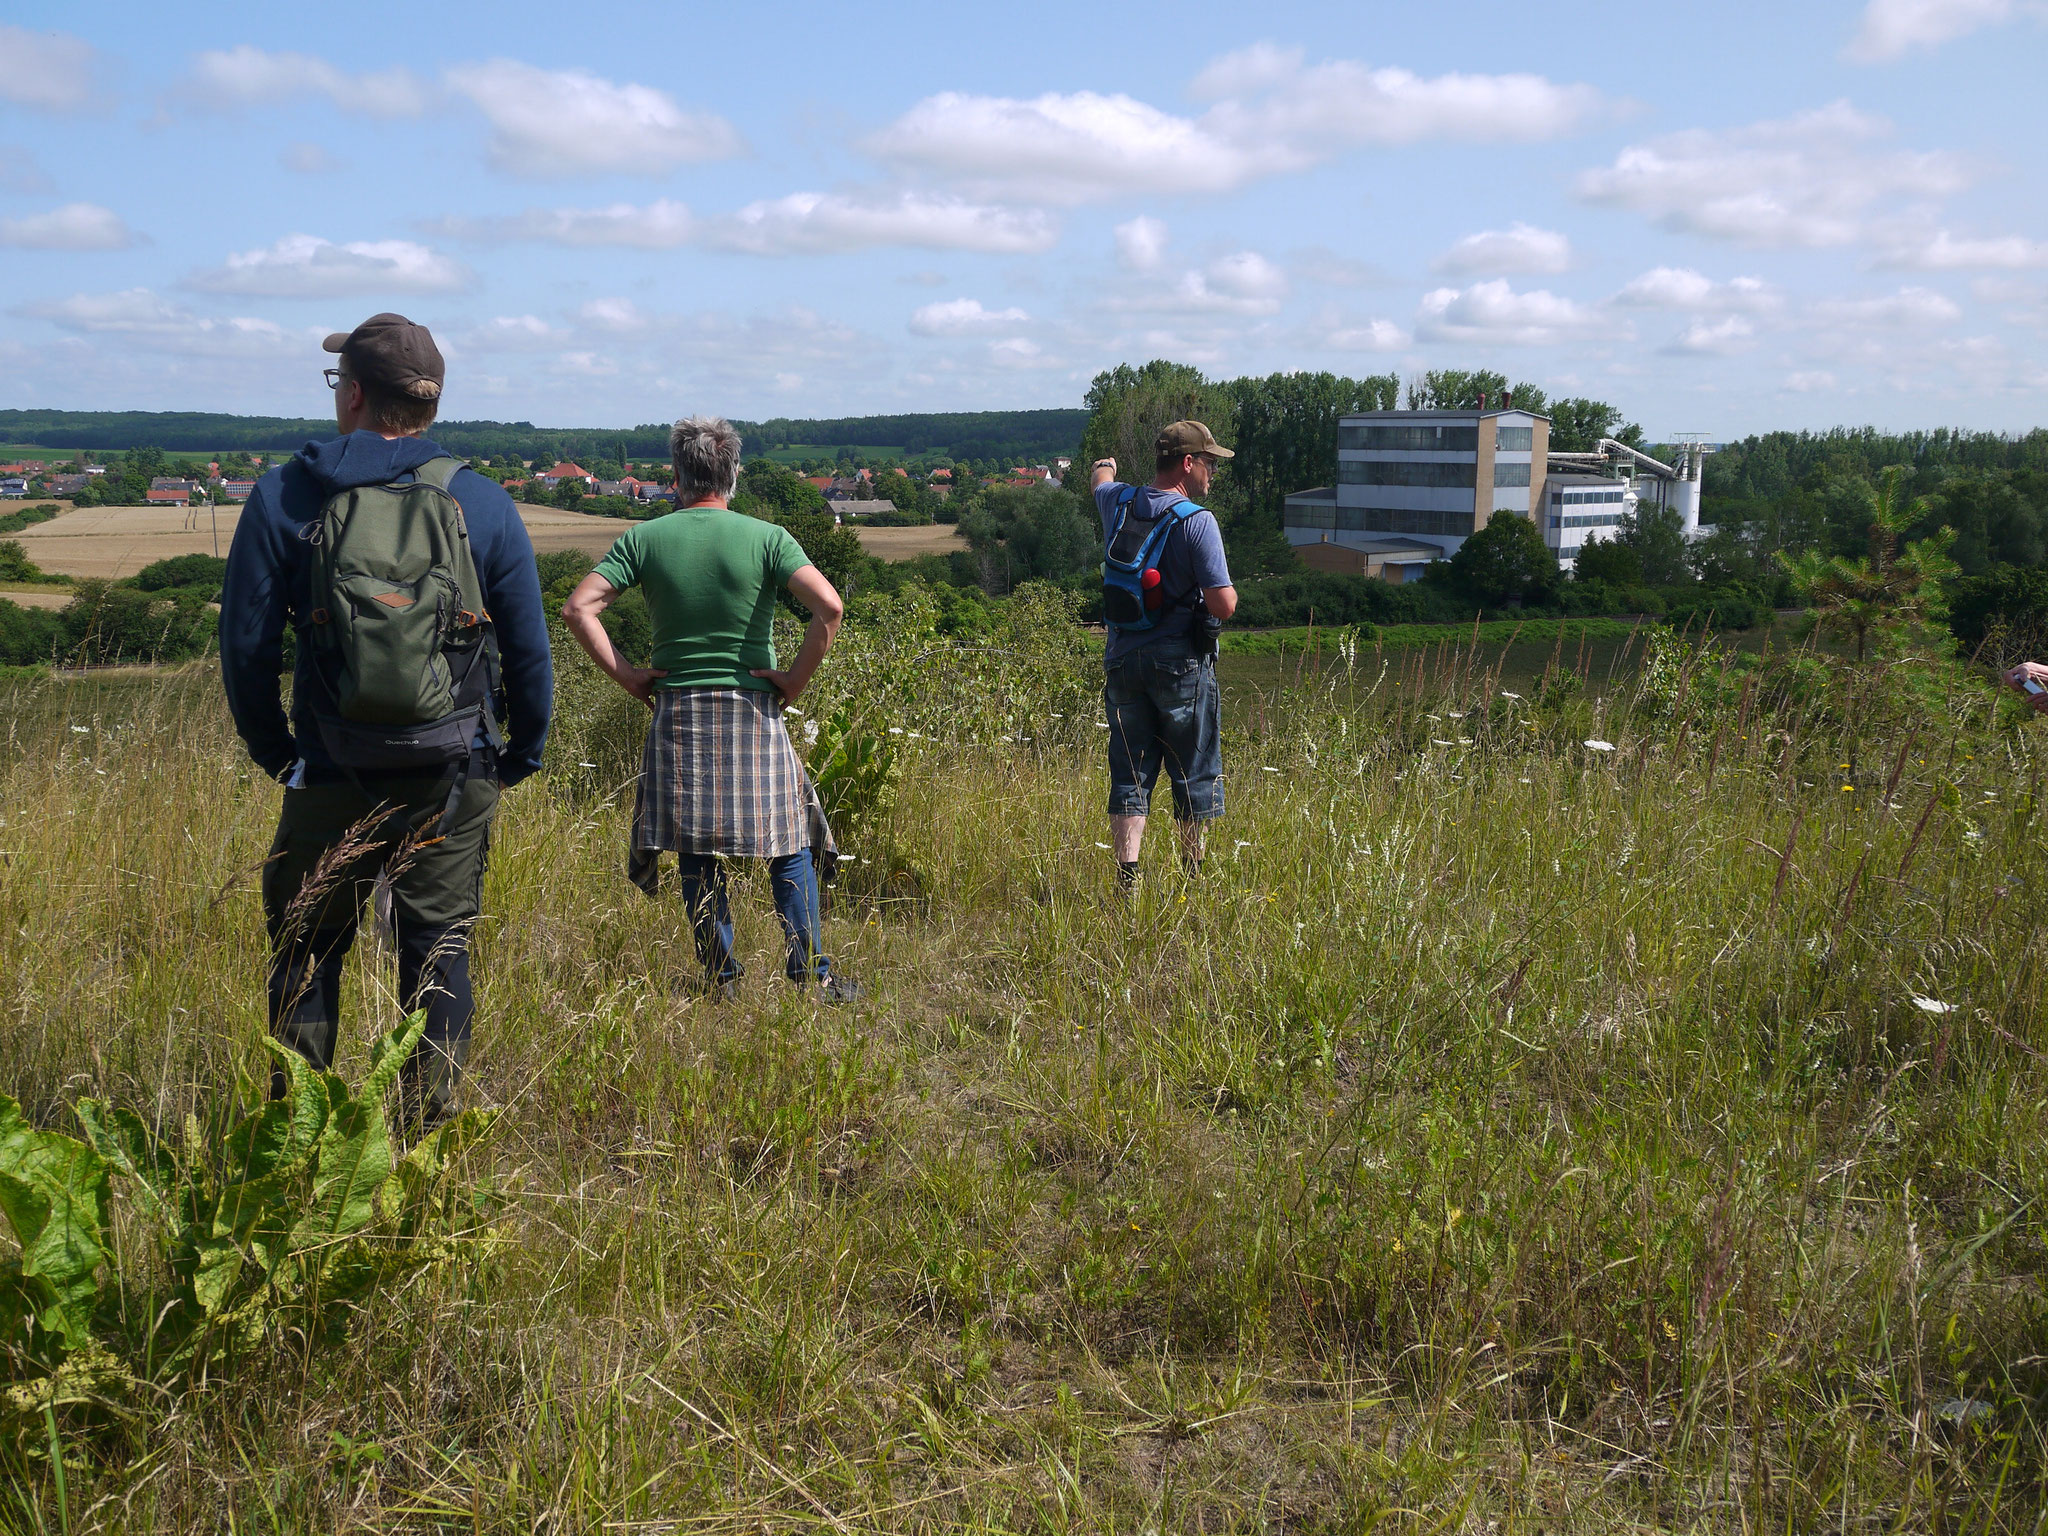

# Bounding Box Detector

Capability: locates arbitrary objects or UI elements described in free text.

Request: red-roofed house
[540,462,596,489]
[145,488,191,504]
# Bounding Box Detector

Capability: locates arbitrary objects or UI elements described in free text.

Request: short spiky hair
[670,416,744,503]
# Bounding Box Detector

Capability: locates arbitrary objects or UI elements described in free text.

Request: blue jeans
[1104,640,1224,821]
[674,849,829,984]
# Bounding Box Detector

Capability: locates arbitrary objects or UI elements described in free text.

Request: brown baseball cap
[322,312,444,400]
[1156,419,1233,460]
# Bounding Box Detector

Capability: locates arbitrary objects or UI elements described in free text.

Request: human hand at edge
[2004,661,2048,712]
[614,665,668,709]
[750,668,804,705]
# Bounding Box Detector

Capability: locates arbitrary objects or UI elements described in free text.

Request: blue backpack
[1101,484,1201,631]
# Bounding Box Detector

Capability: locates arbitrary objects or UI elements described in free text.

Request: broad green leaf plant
[1,1012,494,1416]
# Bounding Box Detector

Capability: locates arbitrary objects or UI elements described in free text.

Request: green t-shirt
[592,507,809,691]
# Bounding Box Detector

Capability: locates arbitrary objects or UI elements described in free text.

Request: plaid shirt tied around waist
[628,686,836,893]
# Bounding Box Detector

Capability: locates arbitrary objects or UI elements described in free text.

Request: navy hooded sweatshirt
[219,432,553,787]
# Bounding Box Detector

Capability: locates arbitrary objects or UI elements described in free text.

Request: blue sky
[1,0,2044,437]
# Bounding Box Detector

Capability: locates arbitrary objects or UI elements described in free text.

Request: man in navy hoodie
[219,313,552,1129]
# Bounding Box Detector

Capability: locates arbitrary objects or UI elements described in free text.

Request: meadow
[3,599,2047,1532]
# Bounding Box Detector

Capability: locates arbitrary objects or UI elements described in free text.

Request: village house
[538,461,596,490]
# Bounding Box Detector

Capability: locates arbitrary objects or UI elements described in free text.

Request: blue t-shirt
[1094,482,1232,663]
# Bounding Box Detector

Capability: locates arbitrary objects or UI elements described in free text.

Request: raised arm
[562,572,667,708]
[751,563,843,706]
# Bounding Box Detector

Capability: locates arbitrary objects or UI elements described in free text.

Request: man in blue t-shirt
[1090,420,1238,888]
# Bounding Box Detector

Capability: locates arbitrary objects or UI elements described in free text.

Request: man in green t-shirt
[562,416,858,1001]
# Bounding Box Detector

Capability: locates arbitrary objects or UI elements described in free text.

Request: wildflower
[578,760,598,768]
[1050,713,1064,719]
[1095,722,1110,730]
[1584,739,1616,752]
[1094,841,1111,849]
[1448,711,1465,719]
[888,727,903,735]
[1262,766,1279,773]
[1500,691,1522,700]
[1911,996,1957,1014]
[784,706,803,716]
[802,720,819,745]
[1519,777,1532,784]
[1841,785,1854,792]
[1234,840,1250,849]
[70,725,88,734]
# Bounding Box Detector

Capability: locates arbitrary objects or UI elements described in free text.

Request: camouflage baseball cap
[322,313,444,400]
[1156,419,1233,459]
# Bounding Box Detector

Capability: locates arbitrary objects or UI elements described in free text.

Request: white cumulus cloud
[14,289,305,356]
[701,191,1056,255]
[0,203,141,251]
[443,60,742,177]
[1433,222,1572,275]
[1845,0,2040,61]
[868,46,1601,203]
[1307,308,1410,351]
[427,200,696,248]
[1415,280,1603,344]
[1814,285,1964,326]
[1115,216,1170,272]
[186,234,472,298]
[185,46,430,117]
[1662,316,1756,356]
[1126,251,1290,316]
[1612,267,1777,311]
[1575,101,1971,248]
[909,298,1030,336]
[1784,370,1839,392]
[1874,229,2048,270]
[428,192,1049,255]
[0,26,99,112]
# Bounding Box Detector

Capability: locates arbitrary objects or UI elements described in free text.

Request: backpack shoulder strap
[412,455,462,492]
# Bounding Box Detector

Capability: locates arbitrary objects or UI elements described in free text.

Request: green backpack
[299,457,500,775]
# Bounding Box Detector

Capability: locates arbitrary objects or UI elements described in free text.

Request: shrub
[0,540,46,584]
[1946,562,2048,661]
[128,554,227,595]
[0,598,65,666]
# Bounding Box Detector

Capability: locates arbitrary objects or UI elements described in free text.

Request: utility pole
[210,488,219,559]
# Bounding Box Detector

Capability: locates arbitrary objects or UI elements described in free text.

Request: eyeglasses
[322,368,349,390]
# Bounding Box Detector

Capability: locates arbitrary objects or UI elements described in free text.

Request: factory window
[1347,505,1478,538]
[1340,459,1477,489]
[1495,427,1534,451]
[1558,488,1626,505]
[1493,462,1530,487]
[1284,501,1336,530]
[1339,424,1479,453]
[1561,513,1625,530]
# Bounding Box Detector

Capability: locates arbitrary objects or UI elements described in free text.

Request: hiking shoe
[814,973,865,1004]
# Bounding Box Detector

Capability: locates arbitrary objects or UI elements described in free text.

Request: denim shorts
[1104,641,1223,821]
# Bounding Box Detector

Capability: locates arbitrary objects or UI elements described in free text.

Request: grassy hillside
[3,606,2046,1530]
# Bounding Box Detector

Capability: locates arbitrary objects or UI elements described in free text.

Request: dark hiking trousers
[260,769,500,1131]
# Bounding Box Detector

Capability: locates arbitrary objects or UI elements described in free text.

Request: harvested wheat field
[13,502,634,580]
[854,523,968,560]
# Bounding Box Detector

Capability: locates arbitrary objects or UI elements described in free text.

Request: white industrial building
[1283,409,1712,578]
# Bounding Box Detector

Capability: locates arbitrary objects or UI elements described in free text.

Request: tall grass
[2,611,2045,1532]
